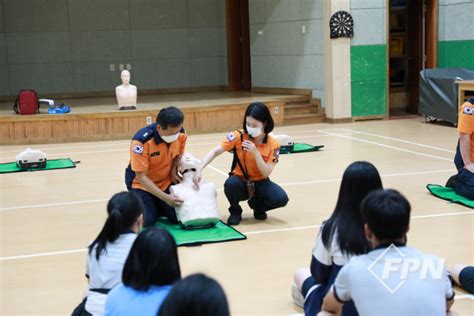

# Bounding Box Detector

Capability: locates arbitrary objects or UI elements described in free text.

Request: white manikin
[115,70,137,110]
[170,153,220,228]
[272,134,294,147]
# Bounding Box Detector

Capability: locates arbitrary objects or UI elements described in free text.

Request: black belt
[90,288,110,295]
[181,168,196,175]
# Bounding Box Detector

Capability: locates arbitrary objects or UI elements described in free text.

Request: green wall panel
[438,40,474,70]
[351,44,387,117]
[351,81,387,117]
[351,45,386,82]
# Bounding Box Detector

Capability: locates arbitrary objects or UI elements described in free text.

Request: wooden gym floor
[0,117,473,315]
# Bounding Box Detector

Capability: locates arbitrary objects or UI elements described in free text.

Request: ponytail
[88,192,144,261]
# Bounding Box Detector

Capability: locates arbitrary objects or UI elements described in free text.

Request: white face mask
[161,132,179,143]
[246,125,262,138]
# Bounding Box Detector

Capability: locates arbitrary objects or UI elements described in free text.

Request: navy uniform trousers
[224,175,289,215]
[454,143,474,200]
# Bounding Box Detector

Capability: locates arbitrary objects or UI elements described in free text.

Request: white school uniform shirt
[313,226,351,267]
[85,233,136,316]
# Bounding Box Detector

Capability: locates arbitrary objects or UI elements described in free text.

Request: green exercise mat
[0,158,77,174]
[280,143,324,154]
[154,218,246,247]
[426,184,474,208]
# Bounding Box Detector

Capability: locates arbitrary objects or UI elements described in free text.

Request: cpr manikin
[115,70,137,110]
[170,153,220,228]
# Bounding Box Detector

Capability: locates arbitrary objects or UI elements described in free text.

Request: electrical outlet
[302,25,306,34]
[119,64,125,71]
[258,30,263,36]
[110,64,115,71]
[146,116,152,125]
[274,106,279,114]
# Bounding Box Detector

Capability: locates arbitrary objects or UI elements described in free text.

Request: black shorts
[459,266,474,294]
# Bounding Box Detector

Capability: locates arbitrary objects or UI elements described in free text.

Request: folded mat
[426,184,474,208]
[155,218,246,247]
[280,143,324,154]
[0,158,77,174]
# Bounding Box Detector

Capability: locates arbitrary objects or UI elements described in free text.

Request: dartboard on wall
[329,11,354,39]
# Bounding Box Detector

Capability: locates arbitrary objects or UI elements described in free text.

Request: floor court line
[0,135,331,161]
[246,210,474,236]
[318,130,453,162]
[0,168,456,212]
[1,210,472,261]
[0,127,336,156]
[279,169,455,187]
[339,128,456,154]
[0,141,220,161]
[2,124,449,160]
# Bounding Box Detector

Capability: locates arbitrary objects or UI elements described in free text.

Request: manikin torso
[170,153,220,228]
[115,70,137,110]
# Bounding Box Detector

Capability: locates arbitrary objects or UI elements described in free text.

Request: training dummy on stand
[170,153,220,228]
[115,70,137,111]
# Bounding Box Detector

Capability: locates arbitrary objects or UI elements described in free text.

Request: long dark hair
[122,227,181,291]
[242,102,274,134]
[321,161,383,256]
[88,191,144,260]
[158,273,229,316]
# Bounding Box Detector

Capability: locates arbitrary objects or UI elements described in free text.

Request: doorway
[388,0,438,117]
[226,0,252,91]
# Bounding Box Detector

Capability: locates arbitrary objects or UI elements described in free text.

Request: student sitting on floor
[104,227,181,316]
[74,191,144,316]
[292,161,383,316]
[451,264,474,294]
[158,273,230,316]
[319,189,455,316]
[446,99,474,200]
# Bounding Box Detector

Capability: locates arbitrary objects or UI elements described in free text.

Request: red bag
[13,90,40,115]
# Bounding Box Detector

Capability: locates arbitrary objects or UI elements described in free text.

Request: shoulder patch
[463,106,473,115]
[133,144,144,154]
[272,148,280,163]
[226,132,236,142]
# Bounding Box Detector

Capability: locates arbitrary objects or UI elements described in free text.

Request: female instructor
[193,102,289,225]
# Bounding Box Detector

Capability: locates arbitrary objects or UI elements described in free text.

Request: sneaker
[253,210,267,220]
[445,175,457,188]
[291,283,304,308]
[227,213,242,226]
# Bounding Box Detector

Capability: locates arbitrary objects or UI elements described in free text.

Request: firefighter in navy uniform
[125,107,187,227]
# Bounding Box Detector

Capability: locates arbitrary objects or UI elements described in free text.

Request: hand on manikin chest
[170,153,220,226]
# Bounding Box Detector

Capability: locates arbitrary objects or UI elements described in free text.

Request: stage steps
[283,98,325,125]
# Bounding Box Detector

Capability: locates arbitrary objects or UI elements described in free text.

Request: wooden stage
[0,91,324,145]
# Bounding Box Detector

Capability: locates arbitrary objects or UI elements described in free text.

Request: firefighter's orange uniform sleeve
[458,102,474,162]
[130,140,149,173]
[220,131,240,152]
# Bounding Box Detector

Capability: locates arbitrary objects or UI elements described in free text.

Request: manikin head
[180,153,199,174]
[121,70,131,85]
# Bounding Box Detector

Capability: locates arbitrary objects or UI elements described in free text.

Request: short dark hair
[242,102,274,134]
[361,189,411,241]
[88,191,144,260]
[122,227,181,291]
[157,273,230,316]
[156,106,184,129]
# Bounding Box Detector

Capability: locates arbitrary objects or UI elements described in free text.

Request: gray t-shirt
[333,245,454,316]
